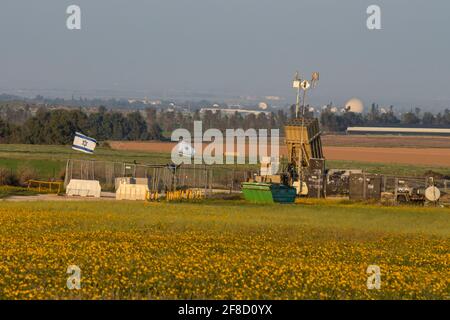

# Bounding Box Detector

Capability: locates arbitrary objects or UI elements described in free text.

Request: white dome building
[258,102,268,110]
[344,98,364,113]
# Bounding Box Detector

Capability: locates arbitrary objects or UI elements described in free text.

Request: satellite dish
[177,141,195,158]
[300,80,310,90]
[425,186,440,202]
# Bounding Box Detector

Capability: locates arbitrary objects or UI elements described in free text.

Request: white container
[66,179,101,198]
[116,182,149,201]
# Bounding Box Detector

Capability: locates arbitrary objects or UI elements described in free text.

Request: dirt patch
[323,147,450,167]
[109,139,450,166]
[322,134,450,148]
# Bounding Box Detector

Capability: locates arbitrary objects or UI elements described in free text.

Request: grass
[0,144,172,180]
[0,158,66,180]
[0,186,38,199]
[327,160,450,177]
[0,200,448,299]
[1,143,450,180]
[0,144,172,163]
[0,144,259,180]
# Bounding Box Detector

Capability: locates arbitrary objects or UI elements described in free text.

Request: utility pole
[292,71,320,194]
[293,72,302,118]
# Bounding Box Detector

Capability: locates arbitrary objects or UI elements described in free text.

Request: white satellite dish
[177,141,195,158]
[425,186,440,202]
[300,80,310,90]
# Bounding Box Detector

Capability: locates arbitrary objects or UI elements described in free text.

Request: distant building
[265,96,282,101]
[344,98,364,113]
[258,102,268,110]
[347,127,450,136]
[199,108,270,117]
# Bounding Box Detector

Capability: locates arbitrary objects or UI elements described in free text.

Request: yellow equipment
[146,191,160,201]
[27,180,63,194]
[284,117,323,169]
[162,189,204,202]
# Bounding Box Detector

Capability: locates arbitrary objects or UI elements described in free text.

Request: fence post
[92,160,95,180]
[173,167,177,191]
[209,169,213,195]
[363,173,367,200]
[230,167,235,193]
[193,164,196,191]
[394,178,398,205]
[204,165,207,197]
[64,159,70,188]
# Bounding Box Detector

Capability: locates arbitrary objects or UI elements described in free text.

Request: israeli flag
[177,140,195,158]
[72,132,97,154]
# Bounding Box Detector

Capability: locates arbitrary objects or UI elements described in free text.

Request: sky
[0,0,449,109]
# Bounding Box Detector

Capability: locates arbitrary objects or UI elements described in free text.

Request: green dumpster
[241,182,296,204]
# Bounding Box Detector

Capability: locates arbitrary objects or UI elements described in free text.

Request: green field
[0,144,172,180]
[327,160,450,177]
[0,200,448,299]
[1,144,450,180]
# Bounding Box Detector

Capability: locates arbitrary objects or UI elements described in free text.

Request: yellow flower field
[0,200,448,299]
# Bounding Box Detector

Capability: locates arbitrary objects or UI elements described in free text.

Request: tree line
[320,104,450,132]
[0,106,287,144]
[1,104,450,144]
[0,106,156,144]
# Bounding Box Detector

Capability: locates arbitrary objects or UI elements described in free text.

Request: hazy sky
[1,0,449,108]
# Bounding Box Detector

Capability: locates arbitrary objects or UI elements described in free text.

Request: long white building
[199,108,270,117]
[346,127,450,136]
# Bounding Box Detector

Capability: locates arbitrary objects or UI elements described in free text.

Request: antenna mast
[291,71,320,193]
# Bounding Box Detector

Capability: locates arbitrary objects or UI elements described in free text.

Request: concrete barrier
[116,183,149,201]
[66,179,101,198]
[114,177,150,191]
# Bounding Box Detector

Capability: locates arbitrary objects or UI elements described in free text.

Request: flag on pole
[72,132,97,154]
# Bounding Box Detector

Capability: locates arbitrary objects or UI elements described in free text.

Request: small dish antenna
[425,186,440,202]
[300,80,310,90]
